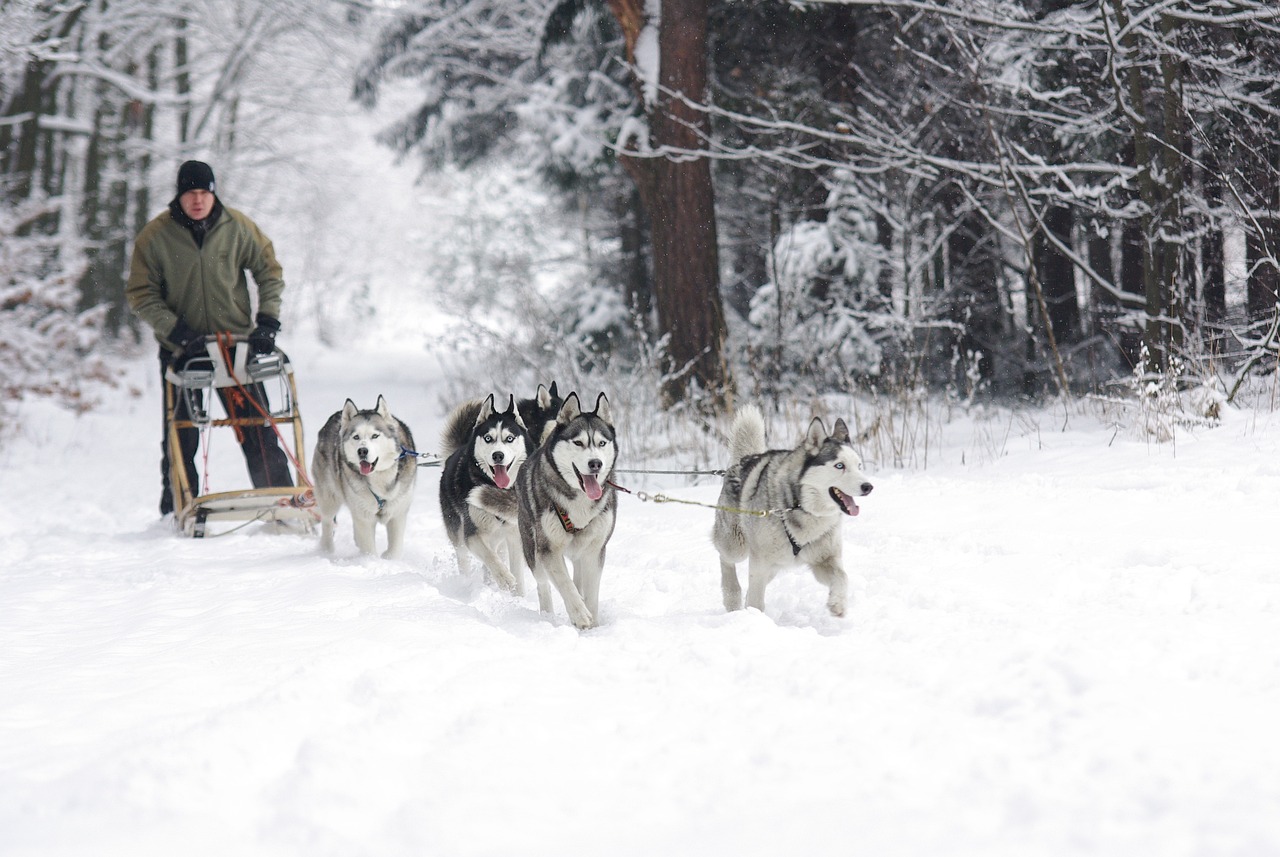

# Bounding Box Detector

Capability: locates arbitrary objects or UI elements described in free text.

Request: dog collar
[554,504,578,533]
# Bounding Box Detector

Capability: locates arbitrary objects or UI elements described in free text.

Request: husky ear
[804,417,827,453]
[375,395,390,419]
[537,383,553,408]
[507,394,528,428]
[557,393,582,425]
[477,394,496,423]
[832,418,850,444]
[594,392,612,423]
[548,380,559,399]
[341,399,359,422]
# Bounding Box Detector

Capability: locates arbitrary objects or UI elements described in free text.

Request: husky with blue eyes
[712,405,873,619]
[439,393,533,592]
[472,392,617,629]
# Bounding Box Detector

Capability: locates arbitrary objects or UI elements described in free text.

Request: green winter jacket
[126,201,285,353]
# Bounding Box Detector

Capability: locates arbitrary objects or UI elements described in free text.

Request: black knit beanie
[176,160,216,195]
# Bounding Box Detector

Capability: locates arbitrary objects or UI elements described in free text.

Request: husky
[712,405,873,618]
[516,381,562,447]
[473,392,617,629]
[438,393,533,591]
[313,396,418,559]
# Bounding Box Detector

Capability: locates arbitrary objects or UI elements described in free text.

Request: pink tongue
[581,474,603,501]
[360,461,374,476]
[492,464,510,489]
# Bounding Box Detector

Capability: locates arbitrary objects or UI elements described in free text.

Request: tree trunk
[616,184,653,329]
[1247,227,1280,323]
[946,209,1000,388]
[176,19,191,144]
[1246,143,1280,325]
[1086,223,1115,328]
[1108,0,1165,374]
[607,0,732,407]
[1038,205,1080,345]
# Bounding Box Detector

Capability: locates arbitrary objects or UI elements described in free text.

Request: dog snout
[493,450,505,464]
[358,446,369,460]
[588,458,602,474]
[860,482,874,496]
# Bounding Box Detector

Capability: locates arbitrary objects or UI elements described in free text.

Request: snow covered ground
[4,38,1280,854]
[3,337,1280,856]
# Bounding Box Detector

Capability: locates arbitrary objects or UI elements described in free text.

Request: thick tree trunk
[608,0,732,407]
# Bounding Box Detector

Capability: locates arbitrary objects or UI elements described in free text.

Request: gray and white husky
[439,393,532,592]
[473,392,617,629]
[712,404,873,617]
[313,396,417,559]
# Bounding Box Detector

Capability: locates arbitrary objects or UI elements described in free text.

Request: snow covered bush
[745,173,892,395]
[0,198,111,412]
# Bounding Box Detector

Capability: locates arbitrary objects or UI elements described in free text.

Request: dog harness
[554,504,579,533]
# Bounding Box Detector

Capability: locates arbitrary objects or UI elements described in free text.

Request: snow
[4,337,1280,855]
[4,31,1280,855]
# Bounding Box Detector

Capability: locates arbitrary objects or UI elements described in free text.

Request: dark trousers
[159,352,294,515]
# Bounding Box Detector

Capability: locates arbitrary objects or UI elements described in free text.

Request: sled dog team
[313,385,874,629]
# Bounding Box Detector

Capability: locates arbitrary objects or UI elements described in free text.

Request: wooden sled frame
[164,335,317,537]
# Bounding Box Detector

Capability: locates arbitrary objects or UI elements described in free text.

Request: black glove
[249,313,281,355]
[168,318,204,367]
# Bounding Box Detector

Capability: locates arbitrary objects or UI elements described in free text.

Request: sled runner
[163,333,318,537]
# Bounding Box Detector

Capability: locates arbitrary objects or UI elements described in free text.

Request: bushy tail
[729,404,767,462]
[439,399,484,456]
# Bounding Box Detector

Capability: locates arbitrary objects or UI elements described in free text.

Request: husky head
[550,392,616,501]
[340,395,403,478]
[472,393,530,489]
[798,417,873,518]
[517,381,562,447]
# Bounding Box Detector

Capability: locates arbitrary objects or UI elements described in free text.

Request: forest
[3,0,1279,411]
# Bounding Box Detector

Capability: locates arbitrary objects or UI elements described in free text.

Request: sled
[163,334,318,537]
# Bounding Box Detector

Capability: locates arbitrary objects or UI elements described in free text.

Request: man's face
[179,189,214,221]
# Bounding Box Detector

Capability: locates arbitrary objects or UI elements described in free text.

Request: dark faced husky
[516,381,562,447]
[313,396,417,559]
[439,394,533,592]
[473,392,618,629]
[712,404,873,618]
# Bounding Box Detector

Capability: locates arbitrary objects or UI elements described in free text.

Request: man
[126,160,294,516]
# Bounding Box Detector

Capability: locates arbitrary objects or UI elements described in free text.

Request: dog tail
[729,404,767,461]
[440,399,486,456]
[468,484,518,521]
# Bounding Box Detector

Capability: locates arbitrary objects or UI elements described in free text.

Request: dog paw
[723,594,744,612]
[827,599,846,617]
[569,609,597,630]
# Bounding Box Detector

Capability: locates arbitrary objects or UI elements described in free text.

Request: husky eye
[597,439,608,448]
[483,434,494,443]
[835,462,846,470]
[574,440,586,448]
[505,434,516,443]
[371,433,380,440]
